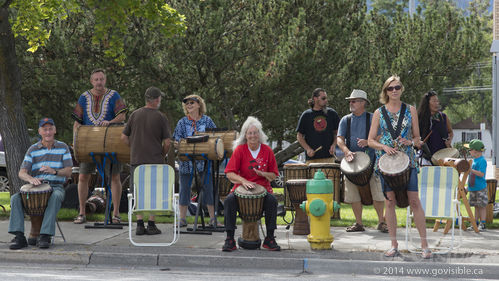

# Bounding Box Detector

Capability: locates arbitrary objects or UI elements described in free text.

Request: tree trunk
[274,141,304,167]
[0,5,32,195]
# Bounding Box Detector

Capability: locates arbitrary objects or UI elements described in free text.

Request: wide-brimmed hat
[464,139,484,151]
[345,89,370,104]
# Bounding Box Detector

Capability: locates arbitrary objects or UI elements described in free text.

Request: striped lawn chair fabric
[134,164,175,213]
[418,166,459,218]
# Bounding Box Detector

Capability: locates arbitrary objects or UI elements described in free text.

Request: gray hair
[233,116,269,150]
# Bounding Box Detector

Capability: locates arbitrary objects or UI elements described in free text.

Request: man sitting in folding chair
[406,166,462,254]
[9,118,72,250]
[122,87,179,245]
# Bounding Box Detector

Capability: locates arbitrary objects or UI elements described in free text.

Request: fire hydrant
[300,169,340,250]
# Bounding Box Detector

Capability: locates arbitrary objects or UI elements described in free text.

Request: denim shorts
[380,167,418,193]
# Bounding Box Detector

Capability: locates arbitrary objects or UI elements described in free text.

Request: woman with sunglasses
[417,91,454,164]
[173,95,221,228]
[367,75,431,259]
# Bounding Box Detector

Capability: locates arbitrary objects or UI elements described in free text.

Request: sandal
[178,218,187,228]
[377,222,389,233]
[209,218,224,228]
[384,247,399,257]
[112,216,121,224]
[73,214,86,224]
[422,248,432,259]
[346,223,365,232]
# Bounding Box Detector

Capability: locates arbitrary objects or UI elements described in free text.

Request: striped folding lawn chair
[405,166,462,254]
[128,164,179,246]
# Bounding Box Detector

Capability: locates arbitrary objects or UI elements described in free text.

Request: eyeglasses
[386,85,402,92]
[320,97,327,101]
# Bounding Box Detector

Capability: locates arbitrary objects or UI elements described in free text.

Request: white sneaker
[478,223,486,231]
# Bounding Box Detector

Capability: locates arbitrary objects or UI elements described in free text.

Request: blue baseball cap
[38,117,55,128]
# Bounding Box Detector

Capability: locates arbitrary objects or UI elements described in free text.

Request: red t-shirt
[224,143,279,193]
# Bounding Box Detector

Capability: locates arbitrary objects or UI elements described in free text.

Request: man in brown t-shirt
[122,86,171,235]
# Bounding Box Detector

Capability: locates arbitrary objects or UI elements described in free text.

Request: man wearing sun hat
[9,118,73,249]
[337,89,387,233]
[464,139,488,231]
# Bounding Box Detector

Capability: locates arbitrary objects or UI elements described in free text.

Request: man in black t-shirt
[296,88,340,163]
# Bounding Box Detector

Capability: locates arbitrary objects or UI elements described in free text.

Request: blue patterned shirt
[173,115,216,174]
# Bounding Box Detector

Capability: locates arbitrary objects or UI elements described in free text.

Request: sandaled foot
[73,214,86,224]
[377,222,389,233]
[384,247,399,257]
[422,248,432,259]
[112,216,121,224]
[346,223,365,232]
[178,218,187,228]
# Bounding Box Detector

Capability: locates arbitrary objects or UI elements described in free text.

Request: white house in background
[452,117,493,158]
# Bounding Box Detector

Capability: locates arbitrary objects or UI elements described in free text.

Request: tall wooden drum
[218,173,233,201]
[486,179,497,223]
[286,179,310,235]
[197,130,237,158]
[378,152,410,208]
[178,137,224,161]
[340,151,374,206]
[283,163,309,210]
[234,184,267,249]
[74,125,130,163]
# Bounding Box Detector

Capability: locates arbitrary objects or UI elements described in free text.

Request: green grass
[1,190,498,229]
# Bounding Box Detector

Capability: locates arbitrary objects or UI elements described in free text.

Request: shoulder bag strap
[380,103,406,140]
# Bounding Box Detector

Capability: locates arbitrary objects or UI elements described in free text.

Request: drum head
[284,163,308,170]
[234,184,267,198]
[431,148,459,165]
[20,183,52,193]
[286,179,308,186]
[340,151,371,174]
[379,151,409,176]
[215,138,224,160]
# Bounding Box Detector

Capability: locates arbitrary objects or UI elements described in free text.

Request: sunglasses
[186,101,196,105]
[320,97,327,101]
[386,85,402,92]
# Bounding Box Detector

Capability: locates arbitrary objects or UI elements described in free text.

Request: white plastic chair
[405,166,462,254]
[128,164,179,246]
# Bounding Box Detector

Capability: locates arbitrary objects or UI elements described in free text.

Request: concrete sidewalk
[0,219,498,275]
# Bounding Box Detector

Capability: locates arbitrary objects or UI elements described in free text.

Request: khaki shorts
[344,173,384,203]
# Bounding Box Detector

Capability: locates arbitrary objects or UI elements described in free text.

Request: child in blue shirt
[464,139,488,231]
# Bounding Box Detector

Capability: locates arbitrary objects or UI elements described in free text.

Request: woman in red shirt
[222,116,280,252]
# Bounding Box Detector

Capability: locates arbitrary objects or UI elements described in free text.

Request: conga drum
[340,151,374,206]
[283,163,309,210]
[218,173,233,200]
[431,148,459,166]
[234,184,267,249]
[378,152,410,208]
[74,125,130,163]
[178,137,224,161]
[20,183,53,242]
[286,179,310,235]
[308,163,342,218]
[197,130,237,157]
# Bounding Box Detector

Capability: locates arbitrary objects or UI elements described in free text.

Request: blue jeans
[179,173,214,206]
[9,185,65,236]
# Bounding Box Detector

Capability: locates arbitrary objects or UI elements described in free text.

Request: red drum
[378,151,410,208]
[283,163,309,210]
[286,179,310,235]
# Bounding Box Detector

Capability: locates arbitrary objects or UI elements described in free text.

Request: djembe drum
[20,183,53,242]
[340,152,374,206]
[378,151,410,208]
[308,163,342,218]
[218,173,233,201]
[486,179,497,223]
[431,148,459,166]
[283,163,309,210]
[286,179,310,235]
[234,184,267,249]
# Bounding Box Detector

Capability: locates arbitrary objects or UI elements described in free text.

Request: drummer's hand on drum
[241,180,256,190]
[99,120,110,126]
[383,145,397,155]
[356,138,368,148]
[28,177,43,186]
[345,151,355,162]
